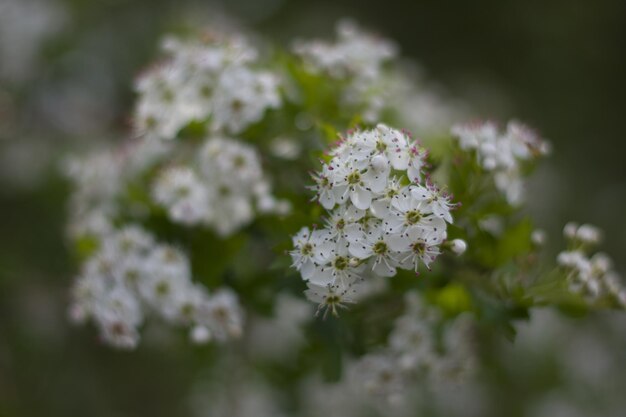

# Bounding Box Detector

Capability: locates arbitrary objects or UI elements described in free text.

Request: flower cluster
[291,124,460,311]
[64,136,172,240]
[69,225,244,349]
[557,222,626,307]
[451,120,550,204]
[134,33,281,139]
[293,20,397,122]
[348,293,477,405]
[153,136,289,236]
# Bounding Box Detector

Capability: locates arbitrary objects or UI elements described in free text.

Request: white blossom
[291,125,457,310]
[153,166,210,225]
[293,20,397,122]
[558,223,624,306]
[451,120,549,204]
[150,136,288,236]
[134,33,281,139]
[69,225,244,348]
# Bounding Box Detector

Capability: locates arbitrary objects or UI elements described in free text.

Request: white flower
[197,137,288,236]
[324,205,365,244]
[309,163,338,209]
[153,166,210,225]
[134,63,198,140]
[557,223,624,306]
[389,316,435,371]
[293,20,396,80]
[451,120,549,204]
[293,21,397,123]
[384,187,447,237]
[311,237,364,287]
[198,288,244,341]
[370,176,402,219]
[290,227,334,280]
[576,223,602,245]
[395,227,445,271]
[304,281,358,318]
[269,136,301,160]
[92,285,143,349]
[350,353,405,399]
[211,67,281,134]
[410,183,455,223]
[330,159,384,210]
[348,225,403,277]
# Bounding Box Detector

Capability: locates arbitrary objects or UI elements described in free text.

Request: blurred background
[1,0,625,416]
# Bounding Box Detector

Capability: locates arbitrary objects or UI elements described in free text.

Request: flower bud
[576,224,602,245]
[563,222,579,239]
[190,325,212,344]
[371,154,388,172]
[531,229,547,246]
[591,252,612,274]
[450,239,467,255]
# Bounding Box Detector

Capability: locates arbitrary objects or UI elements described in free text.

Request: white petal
[301,259,316,280]
[389,148,409,170]
[333,185,349,204]
[319,191,336,209]
[351,186,372,210]
[349,241,372,259]
[370,199,391,219]
[363,169,388,193]
[386,234,410,252]
[344,223,365,244]
[372,258,396,277]
[309,267,334,286]
[410,185,430,201]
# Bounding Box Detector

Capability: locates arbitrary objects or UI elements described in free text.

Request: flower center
[411,242,426,255]
[161,89,175,103]
[376,141,387,152]
[406,210,422,224]
[176,186,190,198]
[326,295,341,305]
[200,85,212,97]
[346,171,361,185]
[301,243,313,256]
[231,99,243,112]
[163,248,180,263]
[373,241,388,255]
[386,188,398,199]
[181,303,195,318]
[336,218,345,230]
[156,281,170,296]
[333,256,349,270]
[233,155,246,168]
[125,269,140,283]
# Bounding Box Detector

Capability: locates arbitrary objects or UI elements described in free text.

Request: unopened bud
[531,229,547,246]
[371,154,388,172]
[450,239,467,255]
[563,222,579,239]
[576,224,602,245]
[190,325,212,344]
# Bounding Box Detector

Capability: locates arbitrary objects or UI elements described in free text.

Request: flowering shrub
[64,20,624,411]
